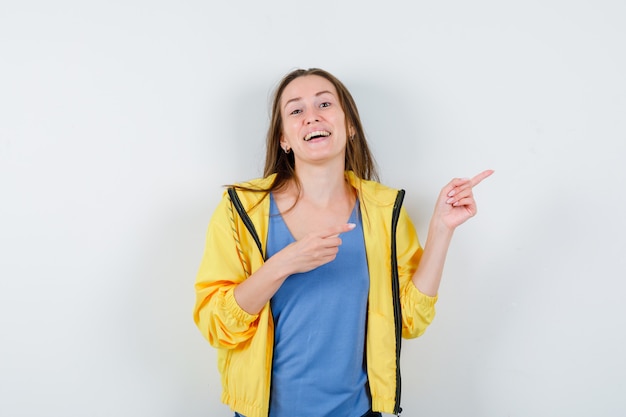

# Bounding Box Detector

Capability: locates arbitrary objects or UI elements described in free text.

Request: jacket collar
[234,171,400,209]
[345,171,400,207]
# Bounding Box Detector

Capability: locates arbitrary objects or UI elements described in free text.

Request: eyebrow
[283,90,335,110]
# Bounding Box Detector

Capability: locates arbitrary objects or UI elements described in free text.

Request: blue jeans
[234,412,381,417]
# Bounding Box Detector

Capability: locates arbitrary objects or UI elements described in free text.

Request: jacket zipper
[228,188,265,260]
[229,186,406,415]
[228,188,273,416]
[390,189,405,416]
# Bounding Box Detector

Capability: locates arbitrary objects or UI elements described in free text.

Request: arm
[398,170,492,338]
[395,208,438,338]
[193,193,357,348]
[193,195,261,349]
[412,170,494,296]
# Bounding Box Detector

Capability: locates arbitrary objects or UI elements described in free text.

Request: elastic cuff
[405,280,438,307]
[223,288,259,325]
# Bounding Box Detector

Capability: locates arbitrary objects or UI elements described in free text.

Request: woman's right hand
[233,223,356,315]
[277,223,356,275]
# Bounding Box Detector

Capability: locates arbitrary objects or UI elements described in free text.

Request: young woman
[193,68,493,417]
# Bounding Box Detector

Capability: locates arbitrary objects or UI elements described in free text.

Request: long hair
[263,68,378,192]
[231,68,379,208]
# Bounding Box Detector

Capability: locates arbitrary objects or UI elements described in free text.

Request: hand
[277,223,356,275]
[433,170,494,230]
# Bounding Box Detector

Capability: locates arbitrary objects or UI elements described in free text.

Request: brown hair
[264,68,378,188]
[232,68,378,205]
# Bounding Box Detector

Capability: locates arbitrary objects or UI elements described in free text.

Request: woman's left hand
[434,169,494,231]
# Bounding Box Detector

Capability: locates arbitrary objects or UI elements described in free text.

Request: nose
[306,112,320,124]
[305,105,321,124]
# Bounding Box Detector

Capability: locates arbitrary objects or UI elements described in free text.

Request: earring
[284,147,291,154]
[349,126,356,140]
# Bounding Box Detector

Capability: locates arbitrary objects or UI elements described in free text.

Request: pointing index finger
[321,223,357,238]
[470,169,494,187]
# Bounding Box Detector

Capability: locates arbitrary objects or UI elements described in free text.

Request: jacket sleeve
[193,193,260,349]
[396,207,438,339]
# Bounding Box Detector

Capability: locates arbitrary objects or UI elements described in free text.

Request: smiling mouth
[303,130,331,141]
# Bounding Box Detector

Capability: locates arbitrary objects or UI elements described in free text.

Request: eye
[320,102,331,108]
[289,108,302,115]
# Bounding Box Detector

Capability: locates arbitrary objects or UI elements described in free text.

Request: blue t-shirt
[264,194,371,417]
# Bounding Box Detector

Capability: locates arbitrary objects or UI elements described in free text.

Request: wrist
[265,252,293,283]
[429,216,455,238]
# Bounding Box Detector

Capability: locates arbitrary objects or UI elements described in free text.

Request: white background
[1,1,625,416]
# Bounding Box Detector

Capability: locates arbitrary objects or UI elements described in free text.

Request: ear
[348,126,356,138]
[279,134,290,152]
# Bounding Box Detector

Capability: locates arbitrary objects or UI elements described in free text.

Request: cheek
[334,112,347,131]
[282,121,300,140]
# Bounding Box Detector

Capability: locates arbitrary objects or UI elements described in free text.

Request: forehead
[280,75,338,105]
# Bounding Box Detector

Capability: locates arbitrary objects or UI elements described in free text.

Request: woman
[193,68,492,417]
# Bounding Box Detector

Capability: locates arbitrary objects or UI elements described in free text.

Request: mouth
[303,130,331,141]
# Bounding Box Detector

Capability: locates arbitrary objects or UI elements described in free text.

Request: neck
[293,163,351,207]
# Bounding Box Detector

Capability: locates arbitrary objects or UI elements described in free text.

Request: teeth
[304,131,331,141]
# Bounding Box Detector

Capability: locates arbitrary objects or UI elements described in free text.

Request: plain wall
[1,0,625,416]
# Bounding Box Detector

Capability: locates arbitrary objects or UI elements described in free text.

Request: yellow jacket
[193,172,437,417]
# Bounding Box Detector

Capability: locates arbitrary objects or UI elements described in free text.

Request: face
[279,75,353,167]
